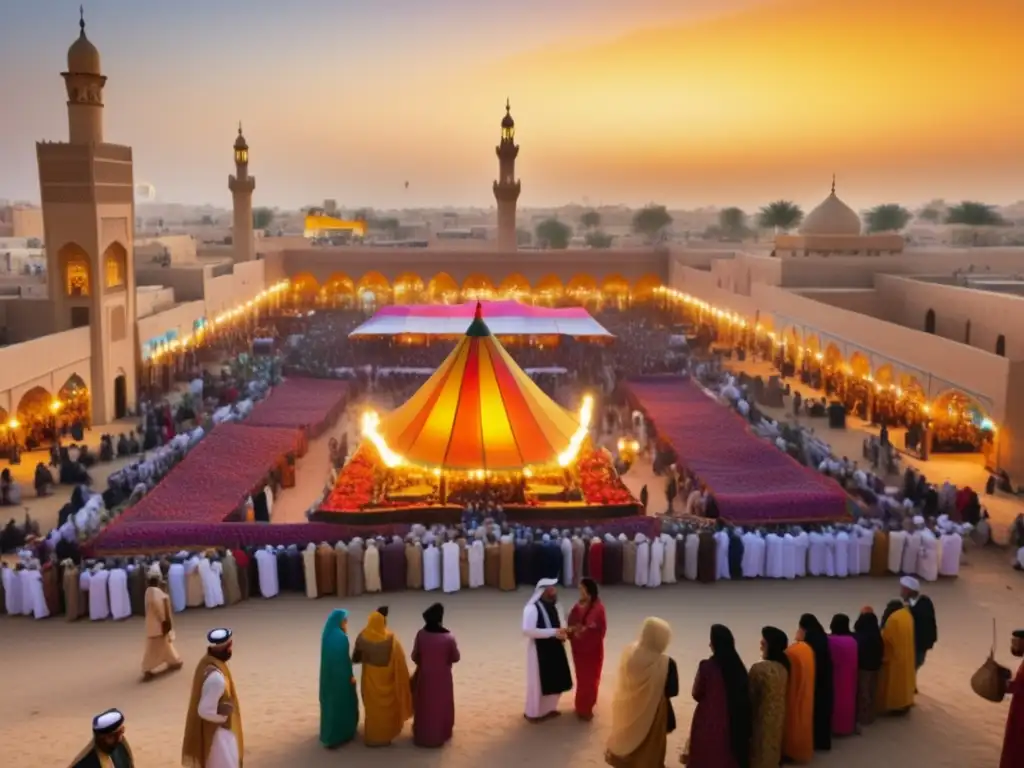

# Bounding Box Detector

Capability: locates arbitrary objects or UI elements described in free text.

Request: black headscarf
[761,626,790,672]
[710,624,752,767]
[377,605,389,619]
[422,603,448,633]
[829,614,852,635]
[580,577,599,602]
[798,613,833,752]
[880,599,903,628]
[853,608,883,671]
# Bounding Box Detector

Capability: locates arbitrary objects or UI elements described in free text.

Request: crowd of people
[81,569,1024,768]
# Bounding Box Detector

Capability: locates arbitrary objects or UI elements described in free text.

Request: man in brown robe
[128,561,147,617]
[62,560,81,621]
[42,559,61,616]
[142,571,183,680]
[405,538,423,589]
[499,533,516,591]
[315,542,337,596]
[871,528,889,577]
[381,537,406,592]
[571,536,584,586]
[347,538,365,596]
[457,537,470,588]
[603,534,623,586]
[221,552,242,605]
[622,534,637,586]
[334,541,348,597]
[484,535,501,588]
[697,530,716,583]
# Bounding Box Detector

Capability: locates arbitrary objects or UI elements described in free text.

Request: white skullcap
[913,516,925,526]
[900,576,920,592]
[207,628,233,647]
[92,708,124,734]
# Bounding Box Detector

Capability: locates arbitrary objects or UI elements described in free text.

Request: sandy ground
[1,547,1018,767]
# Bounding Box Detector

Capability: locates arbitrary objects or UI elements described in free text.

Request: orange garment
[354,611,413,746]
[877,607,916,713]
[783,641,815,764]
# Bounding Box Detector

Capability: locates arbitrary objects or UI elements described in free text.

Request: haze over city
[2,0,1022,210]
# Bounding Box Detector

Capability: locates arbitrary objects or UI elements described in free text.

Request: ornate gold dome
[67,13,101,76]
[799,179,862,236]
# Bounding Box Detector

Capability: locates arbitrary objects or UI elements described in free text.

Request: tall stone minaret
[229,123,255,261]
[492,99,521,251]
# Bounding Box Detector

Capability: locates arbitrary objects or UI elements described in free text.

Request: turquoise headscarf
[319,608,359,747]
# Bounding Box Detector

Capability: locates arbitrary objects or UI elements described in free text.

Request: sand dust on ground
[1,547,1018,767]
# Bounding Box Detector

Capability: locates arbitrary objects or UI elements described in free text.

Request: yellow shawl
[359,611,413,723]
[181,655,244,767]
[607,617,672,758]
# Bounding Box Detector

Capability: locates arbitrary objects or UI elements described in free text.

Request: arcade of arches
[1,375,92,454]
[287,270,665,309]
[658,286,1001,466]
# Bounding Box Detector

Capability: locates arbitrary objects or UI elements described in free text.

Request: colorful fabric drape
[319,609,359,748]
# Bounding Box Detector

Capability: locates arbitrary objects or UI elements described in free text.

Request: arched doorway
[924,309,936,334]
[462,274,497,301]
[16,386,55,447]
[565,274,598,305]
[497,273,531,302]
[58,243,91,298]
[393,272,425,305]
[356,271,391,309]
[323,272,355,308]
[534,275,564,305]
[931,389,994,457]
[290,272,320,305]
[103,242,128,290]
[57,374,90,426]
[632,274,663,301]
[426,273,459,304]
[114,372,128,420]
[996,334,1006,357]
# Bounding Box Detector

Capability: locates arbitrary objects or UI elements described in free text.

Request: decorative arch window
[104,244,127,289]
[924,309,936,334]
[66,257,90,297]
[996,334,1006,357]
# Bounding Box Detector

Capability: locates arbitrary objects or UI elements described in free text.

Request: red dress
[687,660,739,768]
[588,540,604,584]
[567,600,606,718]
[1001,661,1024,768]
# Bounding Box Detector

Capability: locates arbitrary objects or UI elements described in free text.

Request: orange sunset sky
[1,0,1021,210]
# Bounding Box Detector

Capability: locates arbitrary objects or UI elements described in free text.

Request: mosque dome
[67,17,101,76]
[234,124,248,149]
[799,181,862,236]
[501,99,515,129]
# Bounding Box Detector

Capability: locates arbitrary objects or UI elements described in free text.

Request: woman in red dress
[568,577,607,720]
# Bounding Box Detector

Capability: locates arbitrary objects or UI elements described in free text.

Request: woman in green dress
[320,608,360,748]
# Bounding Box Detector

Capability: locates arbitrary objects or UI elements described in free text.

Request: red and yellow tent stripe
[363,304,589,472]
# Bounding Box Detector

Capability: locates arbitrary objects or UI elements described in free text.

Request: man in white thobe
[939,526,963,576]
[89,564,110,621]
[794,529,809,577]
[781,532,797,580]
[2,564,21,615]
[109,562,132,620]
[23,564,49,620]
[648,535,664,588]
[302,544,318,599]
[364,539,382,593]
[740,529,759,578]
[469,539,485,588]
[902,517,924,575]
[199,555,225,608]
[684,532,700,581]
[635,534,650,587]
[560,534,573,587]
[184,628,241,768]
[168,557,187,612]
[887,527,907,573]
[254,547,279,598]
[423,542,442,591]
[857,525,873,574]
[917,527,939,582]
[834,529,849,577]
[714,527,731,580]
[521,578,572,721]
[441,538,460,594]
[808,531,825,577]
[662,533,677,584]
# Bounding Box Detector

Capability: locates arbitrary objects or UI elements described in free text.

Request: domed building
[774,177,904,257]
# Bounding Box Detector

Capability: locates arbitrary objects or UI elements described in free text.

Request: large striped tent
[363,303,590,472]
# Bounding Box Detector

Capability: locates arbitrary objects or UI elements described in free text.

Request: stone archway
[565,274,598,304]
[534,274,564,305]
[849,351,871,379]
[393,272,425,305]
[426,273,459,304]
[497,273,531,302]
[103,241,128,289]
[462,274,497,301]
[58,242,91,298]
[323,272,355,308]
[291,272,320,303]
[356,271,392,307]
[17,386,54,426]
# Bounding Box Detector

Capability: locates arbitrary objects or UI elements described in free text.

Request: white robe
[844,530,859,576]
[782,534,797,580]
[794,532,809,577]
[888,530,907,573]
[938,533,962,576]
[199,558,224,608]
[23,569,49,619]
[109,567,132,619]
[2,567,21,615]
[423,544,442,591]
[197,668,241,768]
[684,534,700,581]
[901,531,922,575]
[714,531,731,580]
[469,540,485,588]
[766,534,784,578]
[303,545,319,598]
[917,530,939,582]
[89,570,110,620]
[441,542,460,593]
[635,536,650,587]
[364,543,382,593]
[858,528,873,574]
[648,537,664,588]
[808,533,824,577]
[741,532,760,578]
[168,563,187,611]
[560,537,573,587]
[254,548,279,598]
[824,532,837,577]
[751,533,767,578]
[662,534,677,584]
[522,599,567,719]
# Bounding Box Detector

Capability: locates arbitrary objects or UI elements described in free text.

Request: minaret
[229,123,256,262]
[37,8,138,423]
[492,99,521,251]
[62,6,107,144]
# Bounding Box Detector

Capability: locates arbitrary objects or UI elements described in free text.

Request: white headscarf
[527,577,559,607]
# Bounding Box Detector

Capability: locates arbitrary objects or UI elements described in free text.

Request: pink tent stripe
[373,300,594,319]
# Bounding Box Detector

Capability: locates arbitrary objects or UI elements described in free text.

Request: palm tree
[632,204,673,243]
[945,201,1004,227]
[757,201,803,233]
[865,204,912,233]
